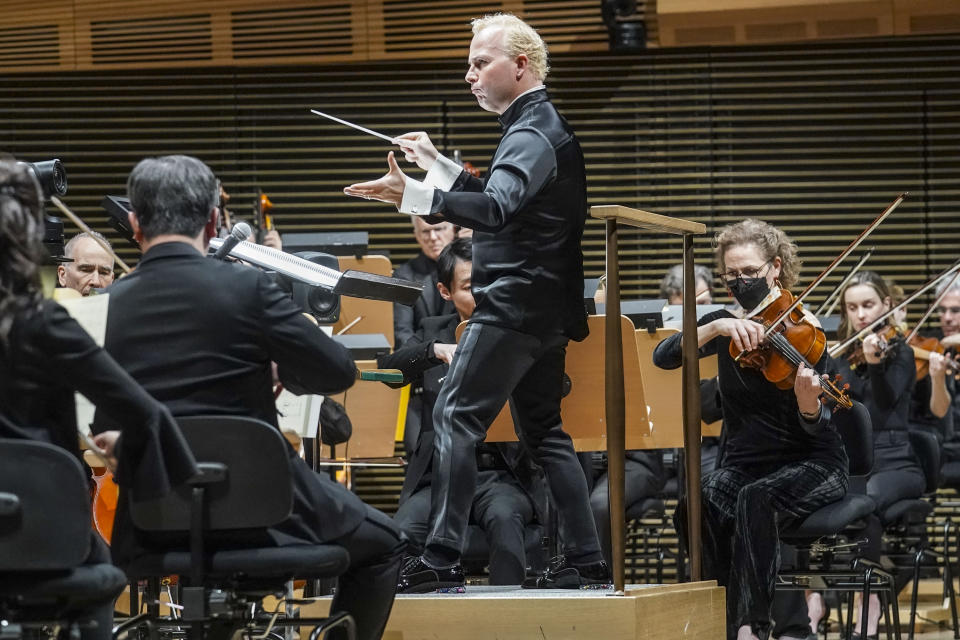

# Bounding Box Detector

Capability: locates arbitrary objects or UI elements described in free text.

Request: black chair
[0,439,127,639]
[114,416,355,640]
[778,400,904,640]
[904,429,959,640]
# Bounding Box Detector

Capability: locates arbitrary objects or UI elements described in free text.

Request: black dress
[654,309,848,640]
[0,299,197,640]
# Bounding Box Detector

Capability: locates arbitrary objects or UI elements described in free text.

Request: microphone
[213,222,251,260]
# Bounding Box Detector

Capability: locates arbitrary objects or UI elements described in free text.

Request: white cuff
[424,154,462,191]
[399,177,435,216]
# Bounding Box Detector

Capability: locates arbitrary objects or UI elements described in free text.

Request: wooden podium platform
[293,582,725,640]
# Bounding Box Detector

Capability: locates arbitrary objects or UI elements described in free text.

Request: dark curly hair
[0,161,46,350]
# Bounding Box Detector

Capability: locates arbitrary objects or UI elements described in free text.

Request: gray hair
[126,155,218,239]
[659,263,713,300]
[64,231,113,261]
[936,275,960,299]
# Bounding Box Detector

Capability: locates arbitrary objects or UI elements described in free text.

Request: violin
[733,288,853,409]
[846,323,903,368]
[909,334,960,380]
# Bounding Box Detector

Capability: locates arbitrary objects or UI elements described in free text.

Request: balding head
[58,233,115,296]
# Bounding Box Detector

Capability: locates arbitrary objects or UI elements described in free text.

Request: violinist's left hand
[343,151,407,208]
[92,430,121,470]
[861,333,885,365]
[794,362,822,417]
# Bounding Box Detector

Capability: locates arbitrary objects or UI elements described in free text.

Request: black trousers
[589,452,665,567]
[691,460,847,640]
[79,533,119,640]
[396,470,534,584]
[328,503,406,640]
[423,322,602,568]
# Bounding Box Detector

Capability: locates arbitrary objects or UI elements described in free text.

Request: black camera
[18,159,67,200]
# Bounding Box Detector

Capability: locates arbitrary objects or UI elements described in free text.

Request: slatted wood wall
[2,33,957,314]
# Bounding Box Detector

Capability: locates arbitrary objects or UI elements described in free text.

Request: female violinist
[0,161,197,640]
[834,270,925,637]
[654,219,848,640]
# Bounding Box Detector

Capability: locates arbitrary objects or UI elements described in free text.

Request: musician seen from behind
[344,13,607,591]
[0,161,198,640]
[57,231,115,296]
[94,155,404,640]
[377,238,544,586]
[653,219,848,640]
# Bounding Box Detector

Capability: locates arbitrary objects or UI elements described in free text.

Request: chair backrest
[832,400,874,477]
[908,429,941,494]
[131,416,293,532]
[0,439,91,571]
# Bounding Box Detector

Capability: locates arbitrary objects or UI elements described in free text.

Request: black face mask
[727,276,770,310]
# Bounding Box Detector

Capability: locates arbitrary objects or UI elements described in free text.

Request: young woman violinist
[654,219,848,640]
[0,161,196,640]
[834,270,925,637]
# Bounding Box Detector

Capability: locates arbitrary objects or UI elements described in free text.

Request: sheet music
[276,390,323,439]
[59,293,109,435]
[275,325,331,438]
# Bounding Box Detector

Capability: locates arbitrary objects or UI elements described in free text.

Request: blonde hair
[471,13,550,82]
[714,218,801,290]
[837,270,892,340]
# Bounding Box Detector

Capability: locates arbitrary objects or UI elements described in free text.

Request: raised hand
[392,131,440,171]
[343,151,407,208]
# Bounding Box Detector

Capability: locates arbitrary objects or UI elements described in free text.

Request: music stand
[591,205,706,591]
[334,255,395,346]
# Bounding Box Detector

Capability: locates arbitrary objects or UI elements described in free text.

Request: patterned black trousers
[684,460,847,639]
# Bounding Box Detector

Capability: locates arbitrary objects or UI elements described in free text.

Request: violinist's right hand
[393,132,439,171]
[710,317,765,353]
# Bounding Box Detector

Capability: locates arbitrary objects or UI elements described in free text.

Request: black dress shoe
[397,556,465,594]
[522,556,611,589]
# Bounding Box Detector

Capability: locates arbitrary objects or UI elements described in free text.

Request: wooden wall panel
[1,34,958,316]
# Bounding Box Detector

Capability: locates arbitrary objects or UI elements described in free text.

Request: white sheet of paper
[59,294,109,435]
[276,390,323,438]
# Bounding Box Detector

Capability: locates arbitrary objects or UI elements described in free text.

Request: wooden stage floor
[296,581,725,639]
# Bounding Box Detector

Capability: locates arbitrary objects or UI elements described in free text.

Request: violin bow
[829,259,960,357]
[904,268,960,343]
[816,247,874,317]
[50,196,133,274]
[764,193,905,337]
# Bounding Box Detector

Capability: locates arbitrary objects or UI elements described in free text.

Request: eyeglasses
[723,260,771,284]
[938,306,960,315]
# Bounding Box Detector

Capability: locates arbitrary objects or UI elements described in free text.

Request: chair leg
[862,566,874,640]
[888,569,903,640]
[909,547,924,640]
[845,590,856,640]
[306,612,356,640]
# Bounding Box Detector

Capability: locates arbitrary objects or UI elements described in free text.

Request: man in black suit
[378,238,543,586]
[345,14,606,591]
[393,216,455,455]
[97,155,404,640]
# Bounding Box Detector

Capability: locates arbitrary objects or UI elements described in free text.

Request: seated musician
[0,160,198,640]
[834,270,926,636]
[94,155,404,640]
[57,231,116,296]
[394,216,456,454]
[653,219,848,640]
[377,238,542,587]
[910,278,959,475]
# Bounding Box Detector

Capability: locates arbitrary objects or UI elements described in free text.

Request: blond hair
[714,218,801,290]
[471,13,549,82]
